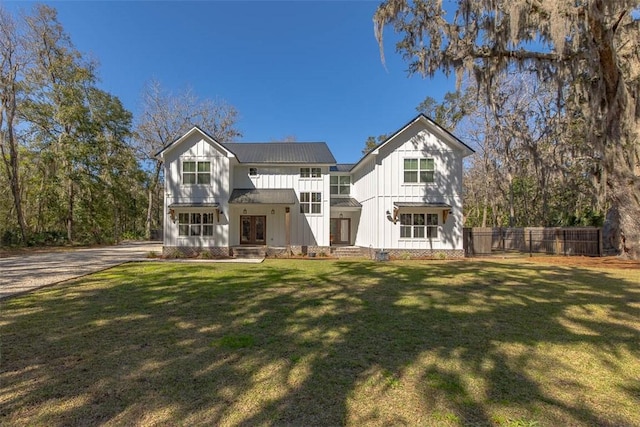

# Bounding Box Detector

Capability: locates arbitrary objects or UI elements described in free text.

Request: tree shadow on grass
[1,260,639,426]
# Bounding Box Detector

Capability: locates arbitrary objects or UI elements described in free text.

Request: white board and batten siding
[353,124,466,251]
[159,115,471,253]
[162,132,231,248]
[230,165,331,247]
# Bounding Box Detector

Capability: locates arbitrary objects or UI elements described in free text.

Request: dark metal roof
[330,198,362,208]
[224,142,336,164]
[330,164,355,172]
[229,189,297,204]
[394,202,452,208]
[168,202,219,208]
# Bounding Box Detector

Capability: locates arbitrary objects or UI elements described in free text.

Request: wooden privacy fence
[463,227,602,257]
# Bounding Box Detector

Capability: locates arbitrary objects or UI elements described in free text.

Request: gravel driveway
[0,241,162,299]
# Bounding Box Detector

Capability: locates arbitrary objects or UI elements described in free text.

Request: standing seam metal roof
[229,189,297,204]
[330,164,355,172]
[223,142,336,164]
[330,198,362,208]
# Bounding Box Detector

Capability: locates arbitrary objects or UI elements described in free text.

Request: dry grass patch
[1,259,638,426]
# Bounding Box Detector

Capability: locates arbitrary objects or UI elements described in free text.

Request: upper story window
[178,212,215,237]
[400,213,438,239]
[330,175,350,195]
[404,158,435,184]
[249,167,258,177]
[300,167,321,178]
[300,192,322,214]
[182,161,211,185]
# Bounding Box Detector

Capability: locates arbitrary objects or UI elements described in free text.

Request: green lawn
[1,259,639,426]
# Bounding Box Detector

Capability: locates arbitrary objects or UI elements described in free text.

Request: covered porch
[329,198,362,246]
[228,188,296,247]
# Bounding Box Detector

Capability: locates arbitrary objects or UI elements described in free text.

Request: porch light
[271,209,275,214]
[339,213,343,218]
[243,208,247,214]
[443,209,452,223]
[169,208,176,223]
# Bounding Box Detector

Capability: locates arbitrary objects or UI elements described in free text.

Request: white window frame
[426,213,438,238]
[300,167,322,179]
[330,175,351,196]
[399,213,439,239]
[178,212,215,237]
[403,158,435,184]
[300,192,322,214]
[182,160,211,185]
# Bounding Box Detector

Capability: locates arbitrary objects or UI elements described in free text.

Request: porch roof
[229,188,297,205]
[393,201,452,208]
[168,202,219,208]
[330,197,362,208]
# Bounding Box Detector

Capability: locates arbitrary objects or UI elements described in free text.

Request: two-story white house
[156,114,474,258]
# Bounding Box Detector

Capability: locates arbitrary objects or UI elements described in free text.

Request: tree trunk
[481,193,488,228]
[608,179,640,259]
[66,178,74,242]
[586,0,640,259]
[0,90,28,243]
[145,185,153,240]
[506,171,515,227]
[145,161,162,240]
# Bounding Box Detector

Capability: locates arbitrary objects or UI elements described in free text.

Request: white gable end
[352,115,469,252]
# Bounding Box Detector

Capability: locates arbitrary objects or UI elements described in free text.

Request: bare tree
[135,79,241,239]
[375,0,640,258]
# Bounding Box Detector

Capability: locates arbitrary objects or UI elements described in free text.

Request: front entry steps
[232,246,266,259]
[332,246,365,258]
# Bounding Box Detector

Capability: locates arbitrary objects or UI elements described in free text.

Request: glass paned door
[330,218,350,245]
[254,216,266,243]
[240,215,266,245]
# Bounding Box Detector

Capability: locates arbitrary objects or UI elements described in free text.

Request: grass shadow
[1,259,639,425]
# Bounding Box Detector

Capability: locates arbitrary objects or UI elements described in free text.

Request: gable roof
[224,142,336,164]
[155,126,234,158]
[351,114,474,172]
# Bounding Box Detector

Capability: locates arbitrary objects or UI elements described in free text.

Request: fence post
[529,230,533,257]
[563,229,567,256]
[597,228,602,257]
[502,228,506,254]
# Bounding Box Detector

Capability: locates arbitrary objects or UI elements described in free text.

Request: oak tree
[375,0,640,258]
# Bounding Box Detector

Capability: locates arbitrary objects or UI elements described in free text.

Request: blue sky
[5,1,455,164]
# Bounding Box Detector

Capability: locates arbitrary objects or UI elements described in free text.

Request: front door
[330,218,351,245]
[240,215,266,245]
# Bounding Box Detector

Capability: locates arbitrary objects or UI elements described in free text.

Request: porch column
[285,207,291,248]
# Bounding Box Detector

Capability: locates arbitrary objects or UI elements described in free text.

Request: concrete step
[232,246,266,259]
[332,246,364,258]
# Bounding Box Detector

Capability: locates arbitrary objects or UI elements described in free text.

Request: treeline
[0,5,241,247]
[0,5,146,245]
[371,73,603,229]
[455,73,603,228]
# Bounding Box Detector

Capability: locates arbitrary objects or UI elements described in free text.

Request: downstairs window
[400,213,438,239]
[178,212,215,236]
